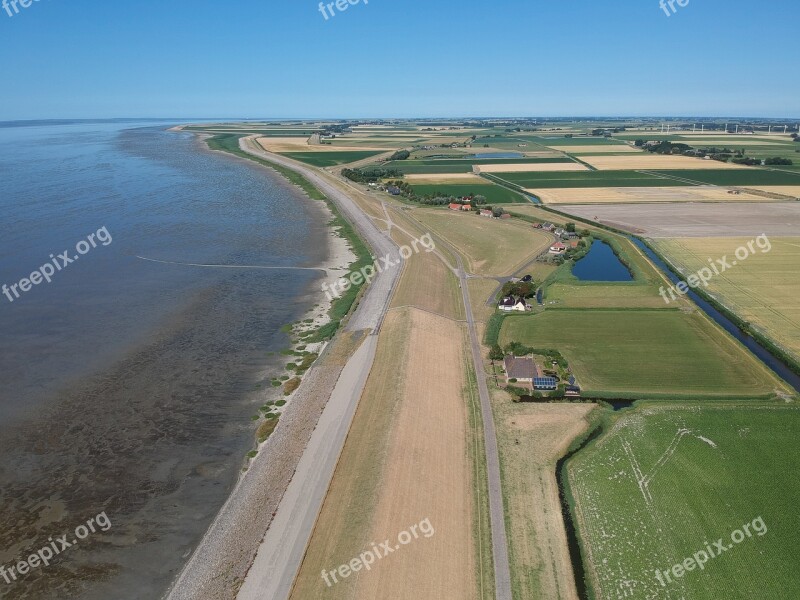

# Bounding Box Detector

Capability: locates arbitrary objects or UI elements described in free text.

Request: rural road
[448,246,514,600]
[235,138,402,599]
[395,205,513,600]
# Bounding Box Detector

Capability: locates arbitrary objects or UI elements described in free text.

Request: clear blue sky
[1,0,797,120]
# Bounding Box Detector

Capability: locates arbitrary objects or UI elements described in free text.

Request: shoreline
[164,130,371,600]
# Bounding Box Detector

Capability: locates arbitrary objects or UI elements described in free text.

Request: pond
[472,152,524,159]
[571,240,633,282]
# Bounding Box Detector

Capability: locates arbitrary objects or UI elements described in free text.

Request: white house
[498,297,529,312]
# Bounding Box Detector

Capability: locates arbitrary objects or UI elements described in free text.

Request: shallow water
[0,121,330,598]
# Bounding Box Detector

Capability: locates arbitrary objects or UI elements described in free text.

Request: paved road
[235,138,402,600]
[447,251,514,600]
[237,335,377,600]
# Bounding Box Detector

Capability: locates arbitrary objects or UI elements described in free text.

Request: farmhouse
[542,222,555,232]
[479,209,493,217]
[503,355,539,384]
[499,213,511,219]
[498,297,529,312]
[449,203,462,211]
[461,204,472,211]
[387,185,402,195]
[549,242,567,255]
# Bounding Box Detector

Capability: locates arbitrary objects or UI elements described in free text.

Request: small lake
[472,152,524,159]
[572,240,633,282]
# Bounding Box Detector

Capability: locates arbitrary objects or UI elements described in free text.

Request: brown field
[467,277,501,325]
[256,136,390,153]
[557,202,800,238]
[676,134,795,142]
[580,154,754,170]
[475,162,588,173]
[677,138,793,146]
[390,236,464,321]
[352,308,477,600]
[404,173,487,183]
[527,186,767,204]
[412,208,553,276]
[747,185,800,197]
[493,396,596,600]
[654,237,800,363]
[290,224,486,599]
[547,145,641,153]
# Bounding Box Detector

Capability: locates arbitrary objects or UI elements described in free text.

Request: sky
[0,0,798,120]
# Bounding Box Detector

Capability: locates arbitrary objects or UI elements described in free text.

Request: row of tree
[342,167,404,183]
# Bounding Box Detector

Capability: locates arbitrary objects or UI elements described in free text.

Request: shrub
[283,377,301,396]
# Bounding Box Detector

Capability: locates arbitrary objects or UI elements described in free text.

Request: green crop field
[651,169,800,186]
[380,157,575,175]
[409,182,526,204]
[498,310,787,398]
[493,170,688,189]
[280,150,384,167]
[532,136,627,146]
[567,405,800,600]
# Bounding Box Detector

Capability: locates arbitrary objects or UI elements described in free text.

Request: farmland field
[493,171,688,189]
[380,157,575,175]
[494,399,596,600]
[281,150,385,167]
[567,405,800,600]
[498,310,788,398]
[476,162,588,173]
[580,155,750,170]
[650,169,800,186]
[653,237,800,365]
[413,208,553,276]
[533,136,624,146]
[409,182,526,204]
[556,202,800,238]
[528,186,767,204]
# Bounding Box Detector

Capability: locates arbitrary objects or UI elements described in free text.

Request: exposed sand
[547,145,641,153]
[475,162,588,173]
[526,185,768,204]
[580,154,755,170]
